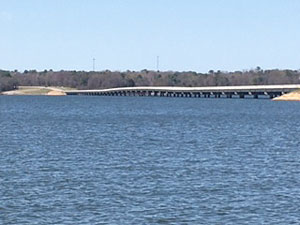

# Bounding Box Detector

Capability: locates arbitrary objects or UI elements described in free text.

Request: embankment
[1,86,70,96]
[272,90,300,101]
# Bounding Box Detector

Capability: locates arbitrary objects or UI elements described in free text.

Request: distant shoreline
[2,85,300,101]
[1,86,70,96]
[2,69,300,95]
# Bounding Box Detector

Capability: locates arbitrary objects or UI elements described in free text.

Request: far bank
[0,86,72,96]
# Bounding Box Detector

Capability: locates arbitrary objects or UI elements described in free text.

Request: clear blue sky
[1,0,300,72]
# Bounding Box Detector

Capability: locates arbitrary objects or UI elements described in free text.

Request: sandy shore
[1,86,72,96]
[272,90,300,101]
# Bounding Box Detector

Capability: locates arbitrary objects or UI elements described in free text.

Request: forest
[1,68,300,92]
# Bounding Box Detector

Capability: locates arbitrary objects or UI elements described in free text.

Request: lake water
[1,96,300,224]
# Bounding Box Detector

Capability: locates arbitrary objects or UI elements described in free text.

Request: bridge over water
[66,84,300,99]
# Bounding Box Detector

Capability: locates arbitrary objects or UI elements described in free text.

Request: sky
[0,0,300,72]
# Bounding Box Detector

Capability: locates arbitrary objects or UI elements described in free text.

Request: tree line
[1,68,300,92]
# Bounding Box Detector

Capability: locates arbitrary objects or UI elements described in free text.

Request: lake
[1,96,300,224]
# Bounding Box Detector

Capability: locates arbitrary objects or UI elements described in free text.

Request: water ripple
[1,96,300,224]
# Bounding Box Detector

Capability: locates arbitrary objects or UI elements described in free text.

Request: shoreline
[272,90,300,101]
[2,86,300,101]
[1,86,71,96]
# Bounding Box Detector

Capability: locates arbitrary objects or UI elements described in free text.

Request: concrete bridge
[65,84,300,99]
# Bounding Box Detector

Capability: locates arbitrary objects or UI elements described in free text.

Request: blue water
[1,96,300,224]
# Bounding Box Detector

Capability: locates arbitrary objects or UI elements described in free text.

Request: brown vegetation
[0,70,18,92]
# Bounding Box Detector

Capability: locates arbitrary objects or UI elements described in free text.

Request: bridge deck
[66,84,300,99]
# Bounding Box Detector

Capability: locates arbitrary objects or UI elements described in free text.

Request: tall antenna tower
[156,56,160,72]
[93,58,95,71]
